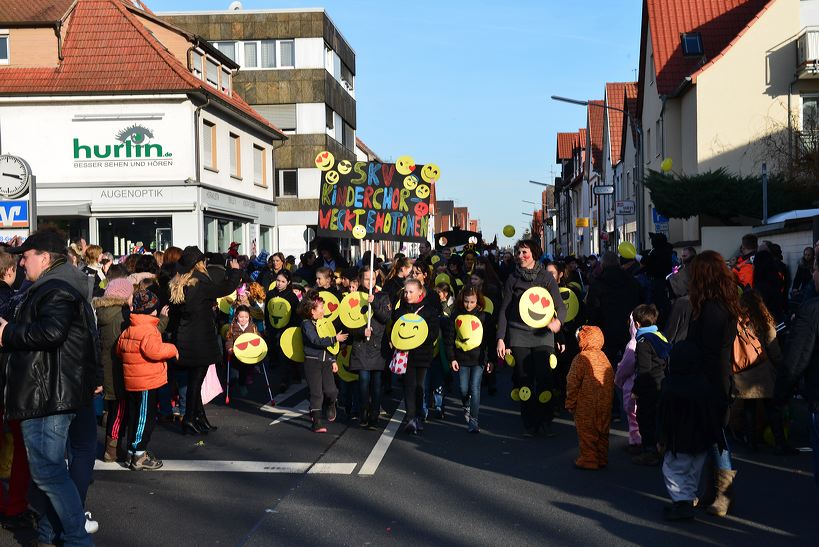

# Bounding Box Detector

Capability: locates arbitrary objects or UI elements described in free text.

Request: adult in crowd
[496,239,566,437]
[0,229,99,546]
[382,257,412,305]
[169,246,241,435]
[82,244,106,297]
[686,250,740,517]
[732,233,757,288]
[258,252,287,290]
[640,232,674,321]
[791,246,815,303]
[753,250,788,325]
[315,239,349,272]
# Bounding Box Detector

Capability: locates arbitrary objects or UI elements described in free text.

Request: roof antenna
[228,1,243,10]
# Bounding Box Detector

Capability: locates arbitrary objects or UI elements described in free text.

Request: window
[279,170,298,197]
[342,122,354,151]
[191,50,203,79]
[203,120,217,170]
[261,40,276,68]
[803,96,819,132]
[681,33,703,56]
[341,62,354,91]
[253,145,266,186]
[655,119,661,157]
[220,67,231,93]
[646,128,651,159]
[206,58,219,88]
[213,41,236,62]
[326,106,334,130]
[279,39,295,68]
[244,42,258,68]
[0,34,7,64]
[229,133,240,178]
[649,52,655,85]
[254,104,296,132]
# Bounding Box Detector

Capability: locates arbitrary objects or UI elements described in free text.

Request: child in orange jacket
[117,289,178,471]
[565,325,614,470]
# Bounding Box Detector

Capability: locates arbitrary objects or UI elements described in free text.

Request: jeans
[810,410,819,488]
[458,365,484,420]
[357,370,382,420]
[710,429,733,471]
[68,404,97,505]
[21,413,92,547]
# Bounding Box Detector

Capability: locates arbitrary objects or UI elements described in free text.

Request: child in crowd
[436,282,454,317]
[565,326,614,470]
[226,305,259,393]
[315,267,340,298]
[658,340,721,520]
[614,315,642,454]
[299,291,348,432]
[117,289,178,471]
[631,304,672,466]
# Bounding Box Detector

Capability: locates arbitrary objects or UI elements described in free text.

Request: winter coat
[634,329,671,392]
[349,291,391,371]
[93,296,129,400]
[170,268,241,369]
[301,318,335,362]
[585,267,641,357]
[664,295,692,344]
[776,296,819,405]
[0,281,14,321]
[733,324,781,399]
[0,260,99,420]
[391,293,442,368]
[496,263,566,349]
[225,319,259,353]
[117,314,177,392]
[565,326,614,414]
[614,321,638,394]
[443,309,492,367]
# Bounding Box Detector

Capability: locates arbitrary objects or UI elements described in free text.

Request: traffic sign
[592,185,614,196]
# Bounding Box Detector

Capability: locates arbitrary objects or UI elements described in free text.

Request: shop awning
[38,201,92,217]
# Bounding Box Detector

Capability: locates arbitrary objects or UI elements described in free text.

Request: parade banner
[316,151,438,243]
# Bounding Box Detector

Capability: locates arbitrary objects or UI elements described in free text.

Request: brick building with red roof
[0,0,285,253]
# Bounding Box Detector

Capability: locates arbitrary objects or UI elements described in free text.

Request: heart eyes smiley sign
[518,287,555,329]
[454,314,483,351]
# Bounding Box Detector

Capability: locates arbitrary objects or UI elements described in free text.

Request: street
[4,367,814,547]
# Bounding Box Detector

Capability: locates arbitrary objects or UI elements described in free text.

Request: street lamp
[550,94,645,251]
[522,200,538,205]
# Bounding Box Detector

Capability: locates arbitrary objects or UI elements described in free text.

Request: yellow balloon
[505,353,515,367]
[454,314,483,352]
[390,313,429,351]
[430,255,440,264]
[232,333,268,365]
[319,291,340,322]
[281,326,305,363]
[661,157,673,173]
[618,241,637,260]
[339,291,370,330]
[549,354,558,370]
[559,287,579,323]
[503,225,516,238]
[519,386,532,401]
[519,287,555,329]
[511,388,520,401]
[539,391,553,404]
[317,317,340,355]
[267,296,292,329]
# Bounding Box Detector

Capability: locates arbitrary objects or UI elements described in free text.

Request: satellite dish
[228,1,243,10]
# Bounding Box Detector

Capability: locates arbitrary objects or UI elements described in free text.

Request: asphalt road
[2,367,817,546]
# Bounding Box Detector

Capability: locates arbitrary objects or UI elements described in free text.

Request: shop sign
[575,217,589,227]
[616,200,635,215]
[72,123,174,169]
[0,200,29,228]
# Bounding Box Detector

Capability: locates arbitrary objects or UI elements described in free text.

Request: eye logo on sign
[73,123,173,166]
[115,124,154,145]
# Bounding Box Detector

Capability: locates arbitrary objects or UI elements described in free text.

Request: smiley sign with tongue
[518,287,555,329]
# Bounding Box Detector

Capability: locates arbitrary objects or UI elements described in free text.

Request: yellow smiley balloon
[420,163,440,183]
[483,296,494,315]
[434,273,452,288]
[339,291,371,330]
[519,386,532,401]
[281,326,305,363]
[315,150,334,171]
[415,184,430,199]
[559,287,579,323]
[267,296,292,329]
[335,345,359,382]
[519,287,555,329]
[232,333,268,365]
[319,291,340,322]
[390,313,429,351]
[454,314,483,352]
[317,317,340,355]
[337,159,352,175]
[395,155,416,176]
[403,175,419,190]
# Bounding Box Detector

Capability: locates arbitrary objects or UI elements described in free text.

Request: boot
[197,413,217,432]
[103,436,118,463]
[706,469,737,517]
[663,500,695,521]
[311,410,327,433]
[696,459,716,507]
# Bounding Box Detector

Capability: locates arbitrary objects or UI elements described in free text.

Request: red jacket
[117,314,177,392]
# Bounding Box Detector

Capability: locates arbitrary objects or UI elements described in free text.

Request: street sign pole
[762,162,768,225]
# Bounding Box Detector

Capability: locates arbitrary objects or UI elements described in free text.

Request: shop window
[232,221,244,248]
[253,145,266,186]
[260,225,273,252]
[38,217,88,243]
[98,217,172,256]
[203,120,217,170]
[229,133,241,178]
[279,170,298,197]
[218,219,231,252]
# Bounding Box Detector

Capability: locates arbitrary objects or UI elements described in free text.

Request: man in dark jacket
[0,230,98,546]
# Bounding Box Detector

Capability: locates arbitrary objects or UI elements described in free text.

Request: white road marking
[259,382,307,413]
[267,400,309,426]
[553,417,629,438]
[358,402,406,476]
[308,462,357,474]
[94,460,313,473]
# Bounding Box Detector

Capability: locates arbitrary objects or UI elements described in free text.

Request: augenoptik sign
[72,124,174,169]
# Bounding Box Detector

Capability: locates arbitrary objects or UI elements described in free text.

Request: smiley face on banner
[415,185,430,199]
[559,287,579,323]
[317,317,340,355]
[281,326,305,363]
[337,159,352,175]
[403,175,419,190]
[519,287,555,329]
[454,314,483,352]
[232,333,268,364]
[395,155,416,175]
[339,291,370,330]
[352,225,367,240]
[319,291,340,322]
[391,313,429,351]
[315,150,334,171]
[421,163,440,183]
[325,170,340,185]
[267,296,292,329]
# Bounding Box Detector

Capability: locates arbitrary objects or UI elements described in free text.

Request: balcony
[797,28,819,78]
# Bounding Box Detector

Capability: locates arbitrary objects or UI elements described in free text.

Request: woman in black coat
[348,266,391,428]
[169,246,241,434]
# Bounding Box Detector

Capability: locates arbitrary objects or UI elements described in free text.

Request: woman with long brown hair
[687,250,740,517]
[383,257,412,305]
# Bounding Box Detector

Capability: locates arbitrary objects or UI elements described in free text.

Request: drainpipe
[54,20,63,61]
[192,92,210,184]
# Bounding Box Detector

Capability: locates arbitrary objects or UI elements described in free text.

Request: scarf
[516,262,544,282]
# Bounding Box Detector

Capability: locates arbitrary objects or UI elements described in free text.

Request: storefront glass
[38,217,89,243]
[98,217,172,256]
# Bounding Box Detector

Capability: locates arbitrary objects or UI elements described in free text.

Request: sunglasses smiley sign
[232,333,268,364]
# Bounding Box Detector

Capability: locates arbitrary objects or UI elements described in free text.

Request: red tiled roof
[0,0,284,139]
[605,82,637,166]
[587,100,604,172]
[0,0,74,22]
[643,0,771,96]
[556,132,575,163]
[578,128,587,149]
[624,95,639,147]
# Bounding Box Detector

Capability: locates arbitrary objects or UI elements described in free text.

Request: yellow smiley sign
[539,391,553,404]
[315,150,334,171]
[434,273,452,288]
[339,291,370,329]
[549,354,558,370]
[319,291,340,322]
[281,326,305,363]
[403,175,419,190]
[232,333,268,365]
[511,388,520,401]
[415,184,430,199]
[420,163,440,183]
[505,353,515,367]
[335,345,359,382]
[559,287,579,323]
[518,286,555,329]
[267,296,292,329]
[325,170,340,185]
[316,317,340,355]
[352,225,367,240]
[454,314,483,352]
[217,291,237,315]
[483,296,494,315]
[390,313,429,351]
[337,159,352,175]
[395,155,416,175]
[519,386,532,401]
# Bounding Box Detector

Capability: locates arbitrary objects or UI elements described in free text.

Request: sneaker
[467,418,479,433]
[462,400,471,424]
[84,512,99,534]
[403,419,418,435]
[631,451,661,466]
[130,452,164,471]
[415,418,424,432]
[326,401,337,423]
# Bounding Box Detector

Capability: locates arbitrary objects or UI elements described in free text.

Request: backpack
[732,318,765,373]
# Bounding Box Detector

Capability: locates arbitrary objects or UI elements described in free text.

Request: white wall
[278,223,308,259]
[298,167,321,199]
[296,102,325,134]
[801,0,819,26]
[294,37,324,69]
[699,226,753,259]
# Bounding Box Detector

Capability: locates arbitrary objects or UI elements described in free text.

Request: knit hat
[132,288,159,315]
[103,278,134,301]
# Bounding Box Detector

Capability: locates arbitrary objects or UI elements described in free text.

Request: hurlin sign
[72,124,174,168]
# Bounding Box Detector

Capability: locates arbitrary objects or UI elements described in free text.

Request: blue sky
[153,0,643,243]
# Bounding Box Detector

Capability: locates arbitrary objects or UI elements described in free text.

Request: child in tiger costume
[565,325,614,470]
